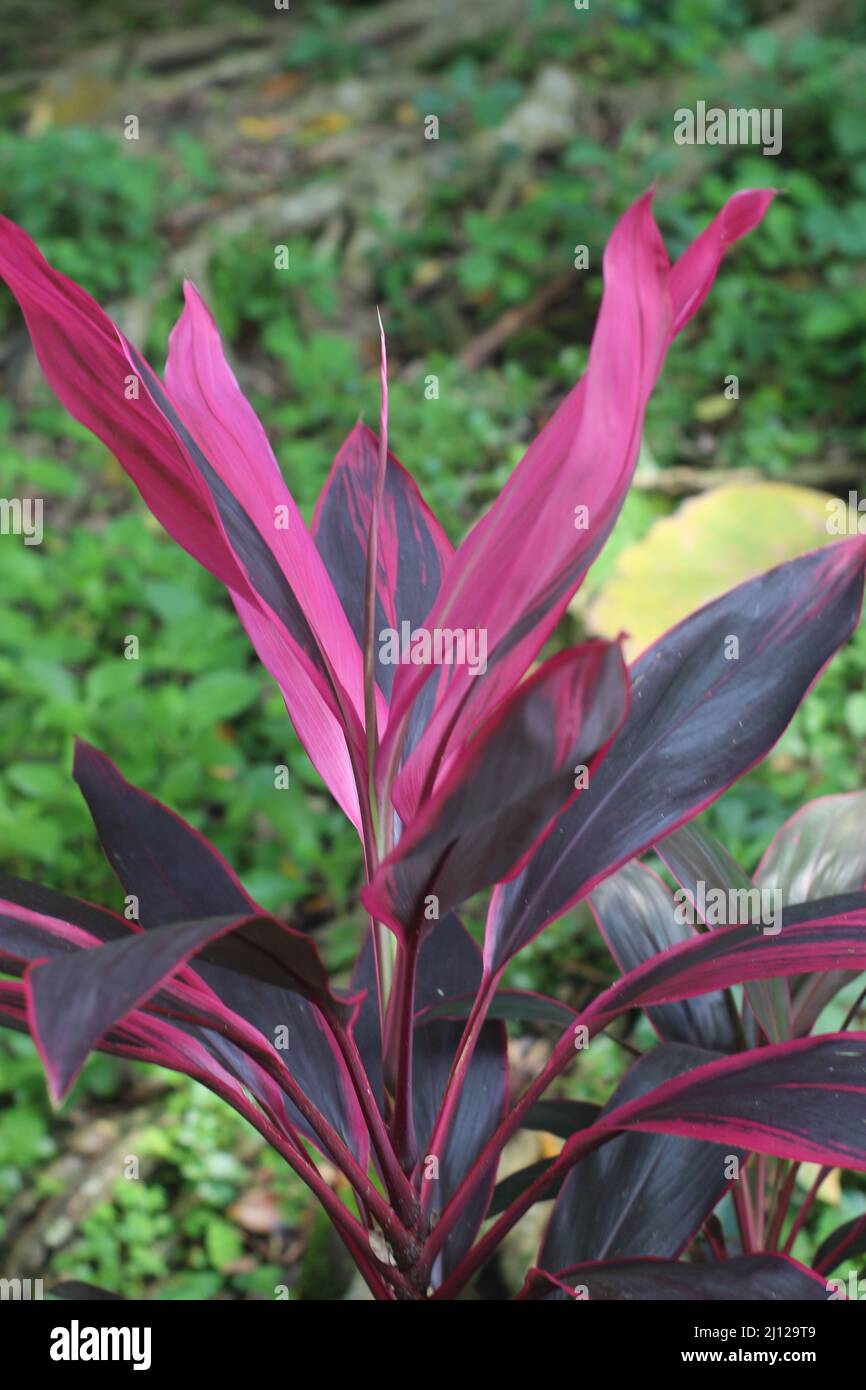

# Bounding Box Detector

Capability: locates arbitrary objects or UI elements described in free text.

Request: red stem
[755,1153,766,1247]
[423,1017,581,1267]
[733,1171,756,1254]
[814,1210,866,1276]
[431,1120,614,1298]
[158,1045,398,1299]
[781,1165,828,1256]
[328,1009,418,1227]
[766,1161,799,1250]
[420,970,500,1222]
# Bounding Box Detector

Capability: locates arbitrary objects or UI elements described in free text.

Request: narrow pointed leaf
[69,740,354,1013]
[313,422,453,701]
[657,821,788,1042]
[412,915,508,1276]
[366,640,628,940]
[382,190,774,823]
[0,217,243,590]
[25,911,337,1100]
[756,789,866,904]
[486,538,866,970]
[161,285,369,732]
[585,1032,866,1170]
[756,790,866,1034]
[73,740,256,926]
[588,861,738,1051]
[540,1044,736,1270]
[584,892,866,1035]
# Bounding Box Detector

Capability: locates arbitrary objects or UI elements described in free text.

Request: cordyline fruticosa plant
[2,187,866,1302]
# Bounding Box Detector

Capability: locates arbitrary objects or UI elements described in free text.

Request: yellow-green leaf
[581,483,839,662]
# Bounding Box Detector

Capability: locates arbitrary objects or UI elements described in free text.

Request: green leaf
[582,483,837,662]
[187,671,261,725]
[204,1217,244,1272]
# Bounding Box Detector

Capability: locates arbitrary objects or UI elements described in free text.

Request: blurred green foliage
[1,0,865,1293]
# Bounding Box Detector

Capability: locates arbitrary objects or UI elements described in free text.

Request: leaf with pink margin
[583,892,866,1034]
[365,640,628,940]
[381,189,776,826]
[24,910,343,1101]
[161,283,372,743]
[0,216,242,590]
[0,219,369,824]
[656,820,788,1043]
[313,422,453,701]
[755,791,866,1033]
[539,1044,737,1271]
[571,1032,866,1170]
[588,861,738,1051]
[485,538,866,972]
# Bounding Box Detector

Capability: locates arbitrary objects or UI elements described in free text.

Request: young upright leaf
[313,422,453,701]
[163,283,367,733]
[381,190,775,824]
[0,221,369,825]
[0,217,242,590]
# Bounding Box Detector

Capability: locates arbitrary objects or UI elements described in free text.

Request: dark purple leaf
[755,791,866,1034]
[540,1044,736,1270]
[485,539,866,971]
[585,893,866,1034]
[412,914,508,1278]
[416,988,575,1027]
[26,912,297,1099]
[589,861,738,1051]
[365,640,628,940]
[519,1254,829,1301]
[73,740,257,926]
[313,421,453,701]
[657,821,788,1042]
